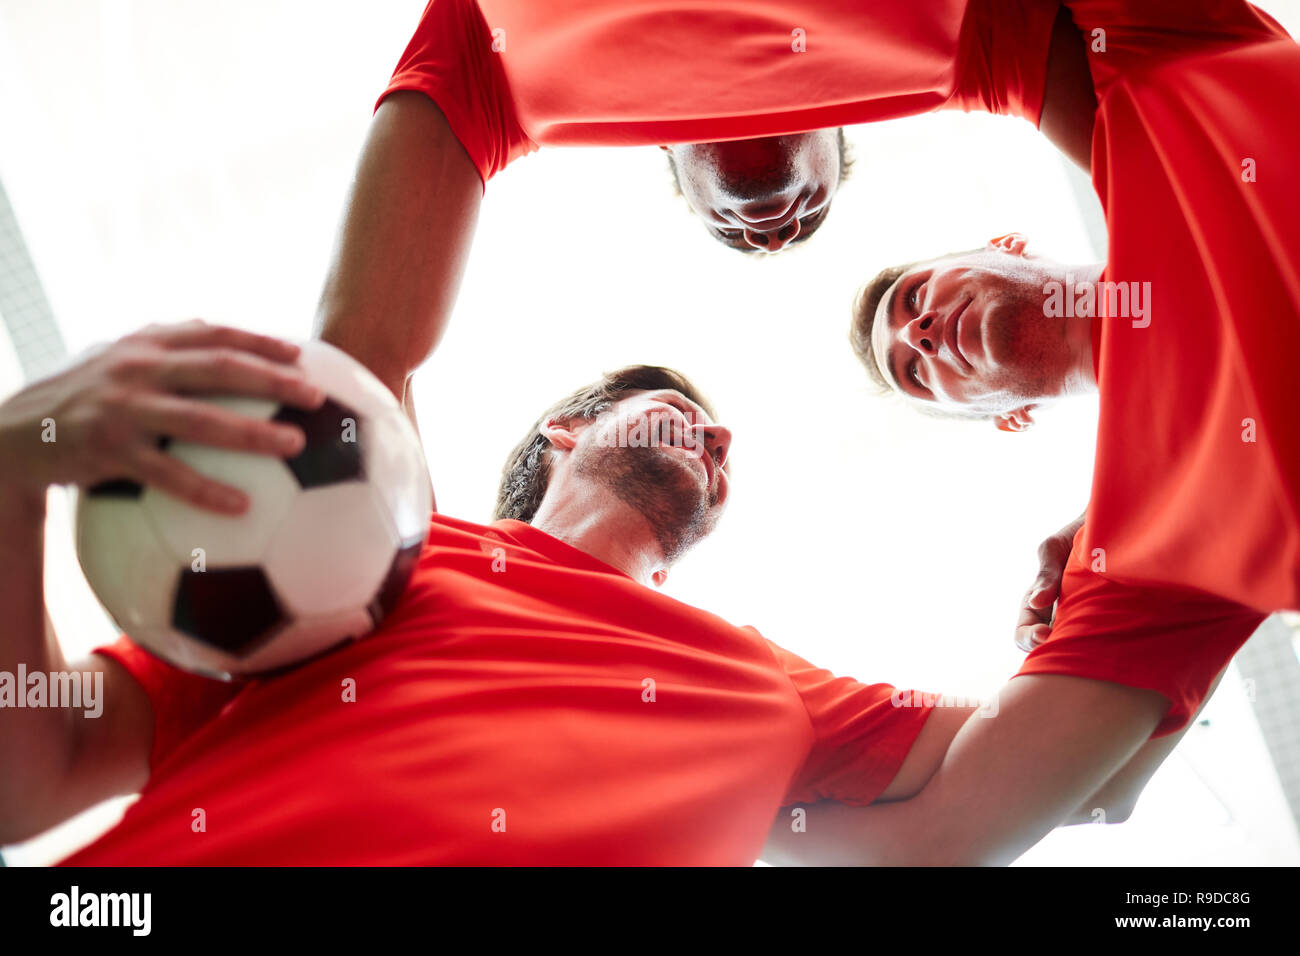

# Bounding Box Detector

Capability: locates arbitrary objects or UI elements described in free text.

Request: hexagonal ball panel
[274,397,365,489]
[143,436,299,567]
[263,481,399,618]
[172,565,286,657]
[75,493,181,632]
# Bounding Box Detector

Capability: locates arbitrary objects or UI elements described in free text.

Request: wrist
[0,423,48,510]
[0,484,47,528]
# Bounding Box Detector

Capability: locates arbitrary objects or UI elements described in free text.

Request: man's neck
[529,480,665,587]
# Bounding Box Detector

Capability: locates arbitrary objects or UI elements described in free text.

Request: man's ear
[994,404,1038,432]
[988,233,1030,257]
[538,416,585,450]
[651,569,668,587]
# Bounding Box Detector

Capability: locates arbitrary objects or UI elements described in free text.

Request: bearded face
[570,393,729,564]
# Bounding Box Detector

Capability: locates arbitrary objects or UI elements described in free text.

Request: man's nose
[691,423,733,474]
[741,218,801,253]
[902,311,940,354]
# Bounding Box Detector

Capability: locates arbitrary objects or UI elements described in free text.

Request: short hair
[848,246,995,423]
[494,366,718,523]
[667,128,854,254]
[849,258,921,396]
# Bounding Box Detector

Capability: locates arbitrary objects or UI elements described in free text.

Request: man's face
[870,246,1072,416]
[667,131,840,254]
[570,389,733,562]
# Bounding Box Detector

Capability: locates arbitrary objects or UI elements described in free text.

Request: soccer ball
[74,340,432,679]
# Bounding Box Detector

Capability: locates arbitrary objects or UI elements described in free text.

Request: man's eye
[908,285,921,312]
[909,360,924,390]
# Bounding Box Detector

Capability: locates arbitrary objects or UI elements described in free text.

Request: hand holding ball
[75,340,432,679]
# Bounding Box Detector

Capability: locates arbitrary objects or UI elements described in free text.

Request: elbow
[1095,792,1140,825]
[1069,800,1135,827]
[904,824,1041,867]
[873,831,1013,867]
[1102,801,1136,825]
[934,847,1017,867]
[877,848,1007,867]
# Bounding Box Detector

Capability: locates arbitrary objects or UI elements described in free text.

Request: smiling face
[858,236,1085,429]
[565,389,733,562]
[665,130,844,254]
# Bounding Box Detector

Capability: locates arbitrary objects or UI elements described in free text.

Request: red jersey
[379,0,1062,185]
[1018,1,1298,734]
[60,514,934,865]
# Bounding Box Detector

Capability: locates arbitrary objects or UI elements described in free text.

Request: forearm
[907,681,1161,863]
[763,675,1165,865]
[0,485,77,840]
[315,91,482,399]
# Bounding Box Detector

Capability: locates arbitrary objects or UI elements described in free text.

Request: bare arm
[0,489,85,843]
[314,91,482,402]
[762,674,1167,865]
[4,646,154,844]
[1008,511,1205,825]
[812,664,1189,831]
[766,510,1155,847]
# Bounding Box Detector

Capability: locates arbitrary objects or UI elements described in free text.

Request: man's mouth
[944,298,974,372]
[666,441,712,487]
[732,195,800,231]
[697,444,715,490]
[656,415,714,490]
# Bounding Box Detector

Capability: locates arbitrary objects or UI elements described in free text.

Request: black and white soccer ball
[74,340,432,679]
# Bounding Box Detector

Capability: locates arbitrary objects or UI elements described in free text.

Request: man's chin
[642,479,716,560]
[585,447,712,557]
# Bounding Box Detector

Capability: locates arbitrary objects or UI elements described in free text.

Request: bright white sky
[1,0,1298,865]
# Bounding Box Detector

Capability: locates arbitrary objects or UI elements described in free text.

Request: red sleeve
[94,635,245,772]
[763,637,936,807]
[947,0,1059,125]
[1016,535,1266,738]
[376,0,535,188]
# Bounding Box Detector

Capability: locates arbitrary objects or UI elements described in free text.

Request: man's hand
[1015,511,1086,652]
[0,319,324,512]
[0,319,325,841]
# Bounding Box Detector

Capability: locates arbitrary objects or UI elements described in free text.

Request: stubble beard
[981,282,1068,406]
[576,444,715,565]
